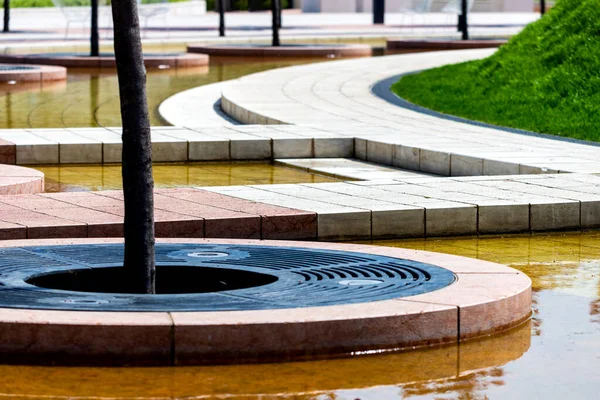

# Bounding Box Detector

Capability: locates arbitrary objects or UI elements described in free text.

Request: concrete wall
[300,0,534,12]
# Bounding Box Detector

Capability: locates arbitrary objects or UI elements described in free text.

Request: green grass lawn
[392,0,600,142]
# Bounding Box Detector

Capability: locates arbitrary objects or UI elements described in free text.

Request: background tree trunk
[218,0,225,37]
[271,0,280,47]
[111,0,156,294]
[91,0,99,56]
[3,0,9,33]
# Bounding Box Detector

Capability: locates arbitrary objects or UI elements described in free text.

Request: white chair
[399,0,434,31]
[137,0,170,36]
[52,0,92,39]
[441,0,475,32]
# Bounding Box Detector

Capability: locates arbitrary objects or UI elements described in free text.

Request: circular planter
[187,43,372,58]
[0,164,44,194]
[0,238,531,366]
[0,64,66,83]
[0,53,209,69]
[387,39,507,51]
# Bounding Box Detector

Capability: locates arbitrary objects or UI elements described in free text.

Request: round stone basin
[0,238,531,366]
[188,43,373,58]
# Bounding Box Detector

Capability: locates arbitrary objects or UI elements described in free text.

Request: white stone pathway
[4,49,600,240]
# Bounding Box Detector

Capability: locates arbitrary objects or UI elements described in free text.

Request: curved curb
[187,43,372,58]
[0,238,531,366]
[372,73,600,149]
[0,164,44,195]
[0,64,66,83]
[0,53,209,69]
[387,39,507,51]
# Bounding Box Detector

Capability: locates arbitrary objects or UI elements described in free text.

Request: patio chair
[441,0,476,31]
[399,0,434,31]
[137,0,170,36]
[52,0,92,40]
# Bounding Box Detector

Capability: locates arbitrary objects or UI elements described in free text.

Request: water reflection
[35,162,339,192]
[0,58,323,129]
[0,320,530,399]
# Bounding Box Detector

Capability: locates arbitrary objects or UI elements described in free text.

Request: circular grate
[0,244,456,311]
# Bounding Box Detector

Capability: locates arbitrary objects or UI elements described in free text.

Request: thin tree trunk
[91,0,99,56]
[111,0,156,294]
[373,0,384,25]
[3,0,9,33]
[218,0,225,37]
[460,0,469,40]
[271,0,280,47]
[540,0,546,15]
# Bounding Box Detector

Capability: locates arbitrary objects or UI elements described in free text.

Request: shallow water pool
[35,162,339,192]
[1,231,599,399]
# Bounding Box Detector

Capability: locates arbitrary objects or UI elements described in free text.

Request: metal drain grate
[0,244,456,312]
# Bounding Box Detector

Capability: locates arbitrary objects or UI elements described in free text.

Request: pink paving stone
[156,219,204,238]
[0,138,16,164]
[261,213,317,240]
[0,209,87,239]
[0,194,75,210]
[204,216,261,239]
[90,205,125,216]
[159,189,317,239]
[0,221,26,240]
[42,192,125,208]
[40,207,123,224]
[87,223,124,238]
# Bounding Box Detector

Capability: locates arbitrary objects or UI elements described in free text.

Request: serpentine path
[0,50,598,240]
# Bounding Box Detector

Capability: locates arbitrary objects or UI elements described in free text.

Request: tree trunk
[460,0,469,40]
[111,0,156,294]
[91,0,99,56]
[3,0,9,33]
[271,0,280,47]
[373,0,384,25]
[218,0,225,37]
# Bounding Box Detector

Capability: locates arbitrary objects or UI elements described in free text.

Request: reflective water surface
[0,50,329,129]
[1,231,599,399]
[35,162,339,192]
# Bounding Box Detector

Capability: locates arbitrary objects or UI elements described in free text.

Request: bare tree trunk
[3,0,9,33]
[91,0,99,56]
[218,0,225,37]
[271,0,280,47]
[111,0,156,294]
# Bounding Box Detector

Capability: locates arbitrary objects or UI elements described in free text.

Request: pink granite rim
[0,238,531,366]
[0,164,44,194]
[0,54,209,69]
[0,64,66,83]
[187,44,372,58]
[386,39,507,51]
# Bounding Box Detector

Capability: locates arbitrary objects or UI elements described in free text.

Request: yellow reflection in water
[35,162,339,192]
[0,56,334,129]
[0,320,530,399]
[2,230,600,399]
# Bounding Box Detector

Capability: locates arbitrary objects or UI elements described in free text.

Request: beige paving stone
[451,154,483,176]
[477,201,530,234]
[420,149,450,176]
[425,204,478,236]
[530,201,580,231]
[366,140,393,166]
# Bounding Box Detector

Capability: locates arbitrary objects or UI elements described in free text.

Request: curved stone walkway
[1,49,600,241]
